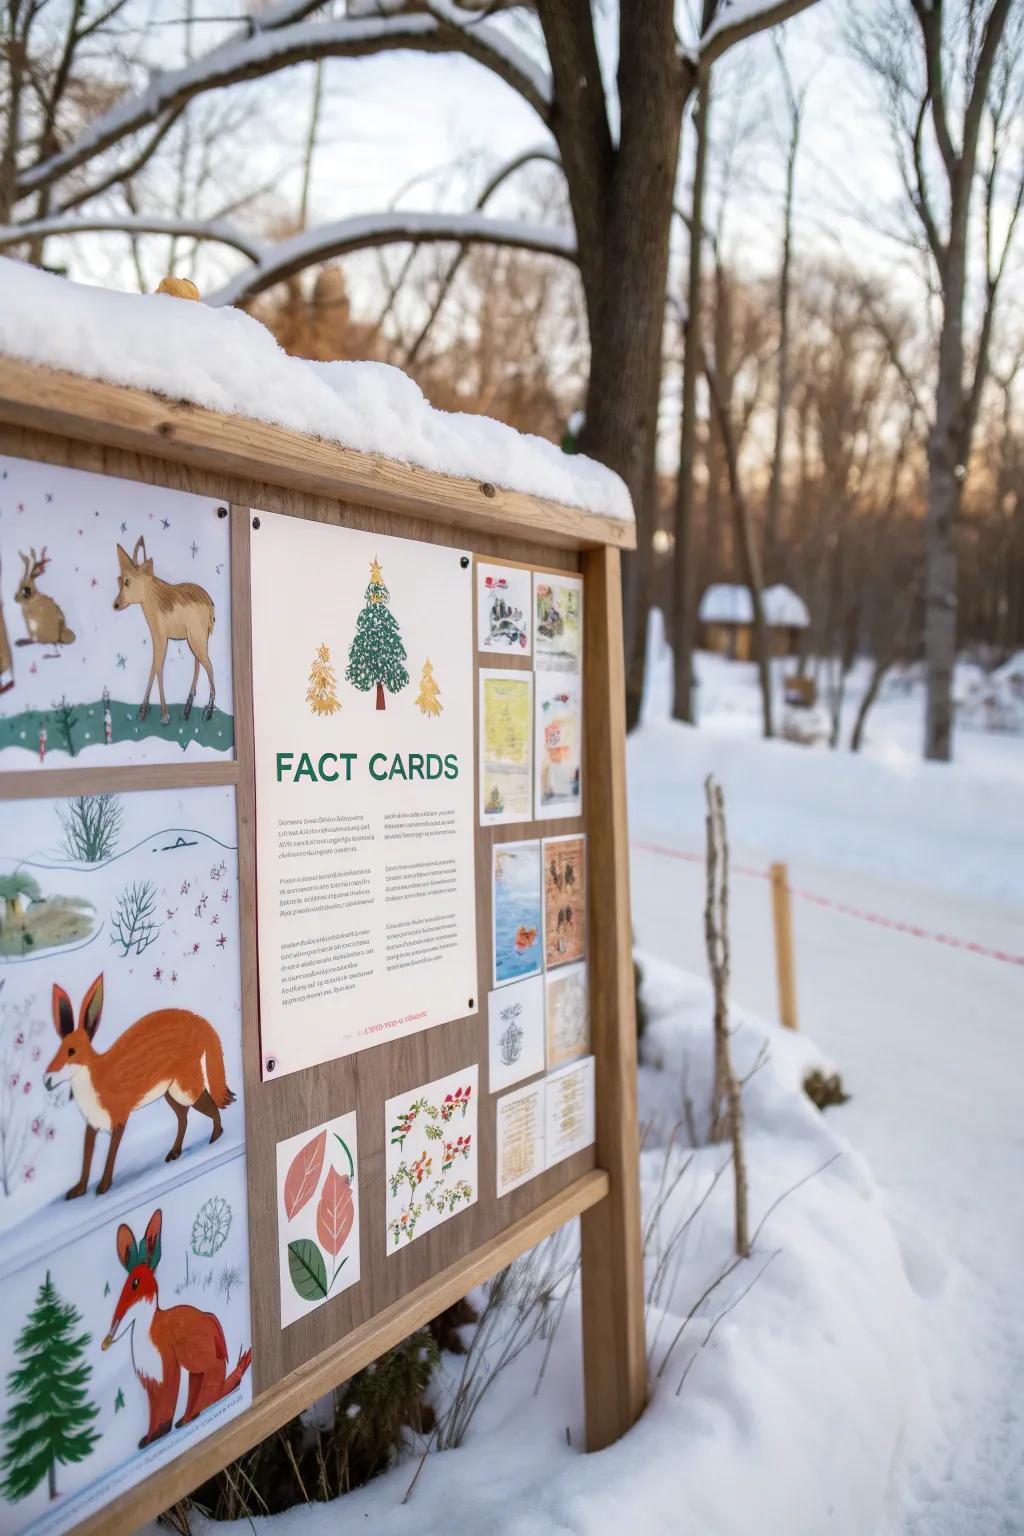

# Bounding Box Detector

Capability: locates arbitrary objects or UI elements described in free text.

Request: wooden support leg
[579,546,647,1451]
[770,861,798,1030]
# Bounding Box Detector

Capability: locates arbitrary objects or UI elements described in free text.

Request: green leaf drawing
[334,1134,355,1179]
[287,1239,328,1301]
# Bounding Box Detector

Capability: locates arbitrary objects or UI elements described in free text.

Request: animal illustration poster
[476,562,532,656]
[276,1112,359,1329]
[385,1066,478,1252]
[480,670,533,825]
[0,1152,251,1536]
[0,785,243,1249]
[533,573,582,673]
[487,974,544,1094]
[535,672,583,820]
[545,1056,596,1168]
[495,1079,545,1198]
[492,839,542,986]
[542,834,587,969]
[545,961,590,1069]
[0,455,234,770]
[249,511,476,1080]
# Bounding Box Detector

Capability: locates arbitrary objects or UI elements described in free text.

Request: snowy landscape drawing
[0,456,234,769]
[0,785,243,1251]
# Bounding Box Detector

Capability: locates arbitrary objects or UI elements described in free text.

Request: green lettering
[276,751,294,782]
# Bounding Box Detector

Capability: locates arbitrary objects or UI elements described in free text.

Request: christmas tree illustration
[415,658,443,717]
[0,1271,100,1503]
[345,557,409,711]
[306,642,342,716]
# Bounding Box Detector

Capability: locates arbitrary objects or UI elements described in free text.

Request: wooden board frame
[0,368,644,1536]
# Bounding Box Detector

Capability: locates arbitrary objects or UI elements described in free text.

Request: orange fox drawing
[45,974,236,1199]
[102,1209,252,1448]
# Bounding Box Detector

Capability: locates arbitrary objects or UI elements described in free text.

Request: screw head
[252,516,261,530]
[468,998,475,1010]
[217,506,228,519]
[460,555,470,569]
[265,1057,276,1073]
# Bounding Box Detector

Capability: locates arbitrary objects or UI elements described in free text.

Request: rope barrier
[630,840,1024,970]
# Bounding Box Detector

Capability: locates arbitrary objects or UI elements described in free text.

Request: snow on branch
[207,209,576,307]
[0,213,263,262]
[696,0,823,70]
[17,9,553,202]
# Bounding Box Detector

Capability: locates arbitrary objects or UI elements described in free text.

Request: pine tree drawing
[306,643,342,716]
[0,1271,100,1503]
[415,658,443,717]
[345,558,409,711]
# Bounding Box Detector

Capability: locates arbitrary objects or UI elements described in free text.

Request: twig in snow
[674,1248,782,1397]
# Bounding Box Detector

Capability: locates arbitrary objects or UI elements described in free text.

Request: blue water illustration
[493,844,542,985]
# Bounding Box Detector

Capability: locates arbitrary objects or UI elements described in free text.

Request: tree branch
[208,209,576,306]
[0,211,264,261]
[696,0,824,74]
[16,6,552,202]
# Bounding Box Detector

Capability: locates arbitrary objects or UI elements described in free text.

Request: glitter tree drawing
[306,643,341,717]
[415,658,442,716]
[345,558,409,711]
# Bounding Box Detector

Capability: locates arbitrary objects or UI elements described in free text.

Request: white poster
[534,572,582,674]
[535,672,583,821]
[0,1152,251,1536]
[487,975,545,1093]
[496,1079,545,1198]
[0,454,234,770]
[276,1112,359,1329]
[545,1056,596,1168]
[250,512,477,1079]
[476,563,532,656]
[545,962,590,1070]
[385,1066,478,1251]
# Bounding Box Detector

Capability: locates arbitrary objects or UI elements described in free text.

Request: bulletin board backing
[0,364,644,1536]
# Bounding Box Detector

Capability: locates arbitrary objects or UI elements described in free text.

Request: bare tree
[765,34,805,577]
[854,0,1024,760]
[0,0,824,727]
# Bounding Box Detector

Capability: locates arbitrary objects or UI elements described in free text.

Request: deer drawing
[102,1209,252,1448]
[14,547,75,655]
[113,537,215,723]
[44,974,236,1199]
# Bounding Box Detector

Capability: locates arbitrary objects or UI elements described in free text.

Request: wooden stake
[769,862,797,1030]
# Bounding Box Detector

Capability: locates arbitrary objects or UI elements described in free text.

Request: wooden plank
[0,760,237,800]
[68,1169,610,1536]
[578,545,647,1451]
[0,358,635,554]
[770,862,798,1030]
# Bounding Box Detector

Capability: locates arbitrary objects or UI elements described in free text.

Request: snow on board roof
[0,259,633,523]
[699,583,811,627]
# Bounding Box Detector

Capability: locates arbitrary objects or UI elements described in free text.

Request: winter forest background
[2,0,1023,767]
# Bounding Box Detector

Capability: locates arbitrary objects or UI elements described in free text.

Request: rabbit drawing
[15,547,75,654]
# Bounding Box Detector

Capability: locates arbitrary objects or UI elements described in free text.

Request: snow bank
[0,259,632,522]
[171,955,915,1536]
[698,583,810,628]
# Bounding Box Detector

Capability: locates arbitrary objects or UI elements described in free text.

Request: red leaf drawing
[316,1166,354,1258]
[283,1131,327,1220]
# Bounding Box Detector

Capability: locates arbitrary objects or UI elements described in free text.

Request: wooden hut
[698,583,810,659]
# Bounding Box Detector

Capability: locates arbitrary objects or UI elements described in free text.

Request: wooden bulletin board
[0,357,644,1536]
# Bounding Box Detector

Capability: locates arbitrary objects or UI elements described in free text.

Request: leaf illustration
[283,1130,327,1220]
[316,1166,354,1258]
[287,1238,328,1301]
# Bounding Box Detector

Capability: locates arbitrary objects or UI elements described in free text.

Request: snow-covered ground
[631,643,1024,1535]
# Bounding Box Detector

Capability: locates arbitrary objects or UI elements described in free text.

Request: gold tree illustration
[306,643,341,716]
[415,658,443,717]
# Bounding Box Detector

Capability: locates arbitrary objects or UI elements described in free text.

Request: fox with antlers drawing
[114,536,216,723]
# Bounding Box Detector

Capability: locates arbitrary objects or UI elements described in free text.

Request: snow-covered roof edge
[0,260,633,524]
[699,583,810,627]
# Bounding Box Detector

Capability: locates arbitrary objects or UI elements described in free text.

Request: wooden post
[579,545,647,1451]
[769,861,798,1030]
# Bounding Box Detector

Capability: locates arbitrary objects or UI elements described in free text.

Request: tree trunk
[547,0,683,731]
[923,280,965,761]
[849,656,892,752]
[375,681,385,710]
[672,79,712,724]
[766,112,798,579]
[704,358,774,738]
